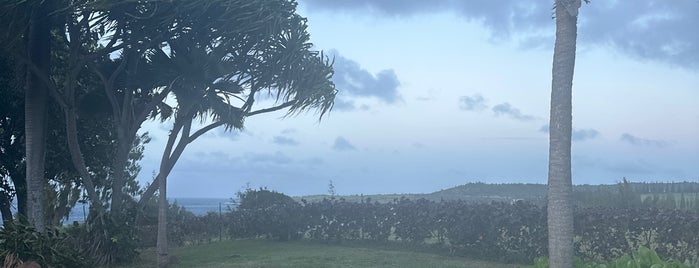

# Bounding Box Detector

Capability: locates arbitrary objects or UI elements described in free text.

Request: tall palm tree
[548,0,583,267]
[24,2,51,232]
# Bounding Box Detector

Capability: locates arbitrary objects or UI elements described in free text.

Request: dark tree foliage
[0,52,135,225]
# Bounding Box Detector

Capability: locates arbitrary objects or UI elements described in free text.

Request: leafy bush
[67,211,139,266]
[574,207,699,265]
[530,247,691,268]
[227,193,699,265]
[230,188,302,241]
[0,220,89,268]
[137,197,224,247]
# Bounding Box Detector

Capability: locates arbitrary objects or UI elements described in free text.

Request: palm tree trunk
[548,1,580,267]
[24,3,51,231]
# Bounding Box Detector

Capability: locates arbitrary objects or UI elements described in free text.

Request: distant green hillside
[296,181,699,209]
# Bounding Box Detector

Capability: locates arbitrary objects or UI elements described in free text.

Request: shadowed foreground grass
[122,240,520,268]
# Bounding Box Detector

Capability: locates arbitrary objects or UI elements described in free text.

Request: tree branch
[12,52,67,109]
[137,117,185,208]
[188,121,225,142]
[64,108,104,213]
[247,100,297,117]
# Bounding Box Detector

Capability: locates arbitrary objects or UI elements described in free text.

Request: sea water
[4,197,235,225]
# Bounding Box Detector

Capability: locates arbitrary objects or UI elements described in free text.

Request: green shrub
[227,193,699,265]
[67,211,139,266]
[230,188,302,241]
[0,220,89,268]
[529,247,691,268]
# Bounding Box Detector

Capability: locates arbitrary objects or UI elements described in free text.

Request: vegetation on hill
[299,181,699,211]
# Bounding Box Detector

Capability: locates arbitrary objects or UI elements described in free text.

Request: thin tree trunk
[110,140,132,213]
[24,3,50,231]
[13,175,27,217]
[547,1,580,268]
[0,193,13,223]
[156,172,169,267]
[64,107,102,211]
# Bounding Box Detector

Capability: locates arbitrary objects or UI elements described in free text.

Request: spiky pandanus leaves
[125,2,337,266]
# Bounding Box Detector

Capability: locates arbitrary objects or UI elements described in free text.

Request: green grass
[121,240,519,268]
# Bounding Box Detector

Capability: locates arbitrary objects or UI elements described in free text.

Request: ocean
[6,197,235,225]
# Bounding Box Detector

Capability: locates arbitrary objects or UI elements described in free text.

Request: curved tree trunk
[548,1,580,268]
[24,3,50,231]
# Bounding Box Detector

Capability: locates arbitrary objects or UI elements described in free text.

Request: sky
[137,0,699,198]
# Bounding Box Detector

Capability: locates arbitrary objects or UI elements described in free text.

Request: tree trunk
[547,1,580,268]
[13,175,27,217]
[155,116,195,267]
[110,140,132,213]
[24,3,50,231]
[0,193,13,223]
[156,172,169,268]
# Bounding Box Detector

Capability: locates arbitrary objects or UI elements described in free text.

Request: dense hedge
[229,189,699,265]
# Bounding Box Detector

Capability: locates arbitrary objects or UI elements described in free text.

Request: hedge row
[228,189,699,265]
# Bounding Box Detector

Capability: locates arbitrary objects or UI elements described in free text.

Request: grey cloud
[301,157,325,166]
[412,142,424,148]
[459,94,488,111]
[218,129,241,140]
[331,98,357,111]
[302,0,699,69]
[331,50,401,109]
[243,151,293,165]
[539,124,599,141]
[332,136,356,151]
[580,1,698,69]
[575,155,655,175]
[272,136,299,146]
[167,151,329,197]
[620,133,671,147]
[175,151,293,173]
[572,129,599,141]
[492,103,535,121]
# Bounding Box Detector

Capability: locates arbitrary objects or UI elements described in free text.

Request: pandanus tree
[2,1,335,265]
[547,0,584,267]
[127,3,337,265]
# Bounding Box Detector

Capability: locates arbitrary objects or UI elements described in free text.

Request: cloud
[330,50,401,111]
[572,129,599,141]
[332,136,356,151]
[492,102,535,121]
[175,151,294,173]
[620,133,671,147]
[302,0,699,69]
[272,136,299,146]
[459,94,488,111]
[575,155,656,175]
[244,151,293,165]
[539,124,599,141]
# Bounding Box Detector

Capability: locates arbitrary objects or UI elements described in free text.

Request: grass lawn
[122,240,521,268]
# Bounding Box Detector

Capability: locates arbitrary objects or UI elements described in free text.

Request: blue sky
[138,1,699,198]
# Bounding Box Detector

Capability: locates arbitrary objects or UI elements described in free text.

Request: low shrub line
[227,189,699,265]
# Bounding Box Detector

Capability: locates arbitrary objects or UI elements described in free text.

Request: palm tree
[24,2,51,232]
[547,0,583,267]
